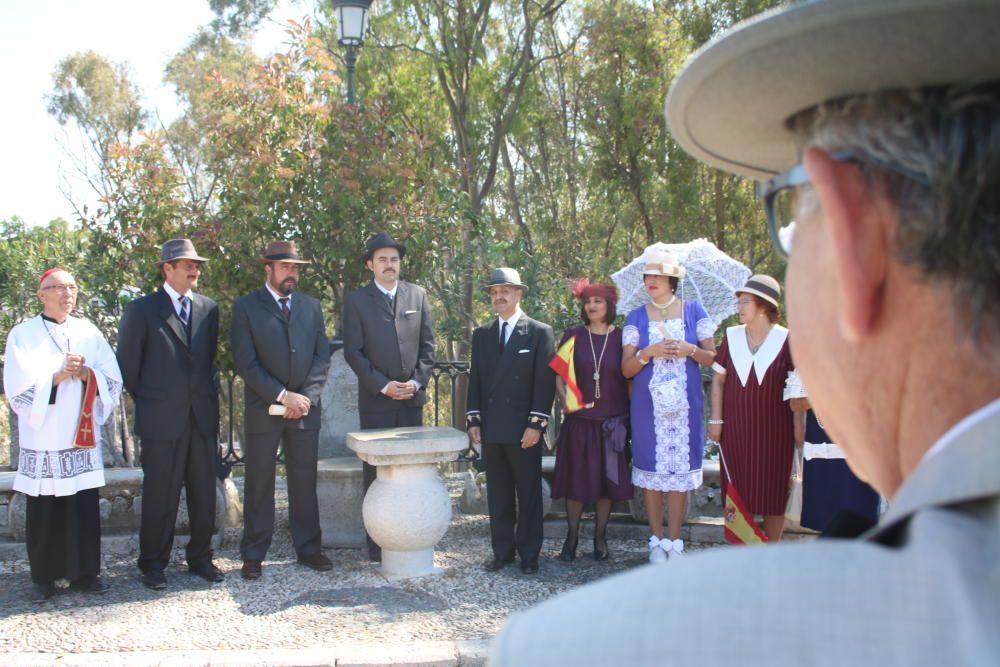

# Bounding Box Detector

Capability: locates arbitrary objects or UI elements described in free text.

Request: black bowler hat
[362,232,407,263]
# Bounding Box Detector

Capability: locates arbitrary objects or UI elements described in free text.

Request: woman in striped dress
[708,275,795,542]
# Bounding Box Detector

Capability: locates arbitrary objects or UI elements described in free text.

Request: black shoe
[559,535,578,562]
[241,560,262,580]
[593,537,610,562]
[71,575,111,594]
[140,570,167,590]
[520,559,539,574]
[297,552,333,572]
[189,561,225,583]
[484,556,515,572]
[32,582,55,603]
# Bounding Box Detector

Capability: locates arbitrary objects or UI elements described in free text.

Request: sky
[0,0,310,228]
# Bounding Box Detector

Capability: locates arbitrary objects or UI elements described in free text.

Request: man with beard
[231,241,332,579]
[117,239,223,589]
[342,232,435,562]
[466,268,555,575]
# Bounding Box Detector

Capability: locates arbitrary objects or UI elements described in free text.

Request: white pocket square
[518,349,531,354]
[405,310,418,315]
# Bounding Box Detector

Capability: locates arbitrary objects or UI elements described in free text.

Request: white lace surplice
[3,315,123,497]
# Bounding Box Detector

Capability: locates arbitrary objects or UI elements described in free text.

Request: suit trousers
[484,440,544,563]
[240,426,322,561]
[138,416,217,573]
[360,406,423,559]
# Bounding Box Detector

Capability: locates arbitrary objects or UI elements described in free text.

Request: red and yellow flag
[723,477,768,545]
[548,336,593,413]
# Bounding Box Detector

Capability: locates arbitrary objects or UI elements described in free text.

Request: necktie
[386,292,394,312]
[499,321,508,352]
[178,296,190,326]
[279,297,291,320]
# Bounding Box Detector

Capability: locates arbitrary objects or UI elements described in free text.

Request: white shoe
[648,536,667,564]
[663,538,685,561]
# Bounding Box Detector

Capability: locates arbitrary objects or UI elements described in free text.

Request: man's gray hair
[789,83,1000,344]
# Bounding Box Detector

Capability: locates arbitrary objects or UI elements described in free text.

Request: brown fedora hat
[257,241,311,264]
[155,238,209,266]
[362,231,407,263]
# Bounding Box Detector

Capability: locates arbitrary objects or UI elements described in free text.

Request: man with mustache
[231,241,332,579]
[343,232,436,562]
[466,268,555,575]
[117,239,223,590]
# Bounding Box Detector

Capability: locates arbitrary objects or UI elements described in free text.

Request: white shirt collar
[726,324,788,387]
[373,279,398,299]
[264,282,291,306]
[162,281,191,302]
[921,395,1000,463]
[498,307,523,329]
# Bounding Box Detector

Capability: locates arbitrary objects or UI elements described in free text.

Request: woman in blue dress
[622,249,717,563]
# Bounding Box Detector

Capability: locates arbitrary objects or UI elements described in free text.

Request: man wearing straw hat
[117,239,224,590]
[231,241,332,579]
[493,1,1000,663]
[467,268,555,575]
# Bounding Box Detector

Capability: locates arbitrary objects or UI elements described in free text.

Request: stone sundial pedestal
[346,426,468,580]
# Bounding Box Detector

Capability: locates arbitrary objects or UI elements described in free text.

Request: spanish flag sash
[549,336,594,413]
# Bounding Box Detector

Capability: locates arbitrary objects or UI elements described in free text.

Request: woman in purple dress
[622,249,717,563]
[552,280,632,562]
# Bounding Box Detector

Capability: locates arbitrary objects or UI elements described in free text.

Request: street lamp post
[331,0,372,104]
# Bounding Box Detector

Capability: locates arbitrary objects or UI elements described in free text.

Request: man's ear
[803,147,891,341]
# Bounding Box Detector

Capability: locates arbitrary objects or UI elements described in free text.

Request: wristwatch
[637,350,650,365]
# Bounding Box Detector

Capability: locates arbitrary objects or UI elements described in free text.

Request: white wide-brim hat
[642,249,685,279]
[665,0,1000,181]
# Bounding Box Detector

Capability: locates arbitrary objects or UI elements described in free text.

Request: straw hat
[737,274,782,308]
[665,0,1000,180]
[642,249,685,279]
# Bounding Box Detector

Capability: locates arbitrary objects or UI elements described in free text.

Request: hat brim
[665,0,1000,181]
[642,268,685,279]
[486,282,528,293]
[362,244,406,263]
[736,286,780,309]
[257,256,311,264]
[155,254,209,266]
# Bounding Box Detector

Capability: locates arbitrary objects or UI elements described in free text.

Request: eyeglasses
[736,297,754,306]
[756,150,930,260]
[42,284,79,294]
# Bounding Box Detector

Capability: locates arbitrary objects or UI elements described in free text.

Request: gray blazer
[117,288,220,441]
[231,287,330,434]
[342,280,435,416]
[491,406,1000,666]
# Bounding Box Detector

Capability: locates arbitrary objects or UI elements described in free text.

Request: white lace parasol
[611,239,752,326]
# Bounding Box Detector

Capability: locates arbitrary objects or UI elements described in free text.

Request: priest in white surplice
[3,268,122,602]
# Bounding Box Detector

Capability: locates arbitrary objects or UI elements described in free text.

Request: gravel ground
[0,475,724,654]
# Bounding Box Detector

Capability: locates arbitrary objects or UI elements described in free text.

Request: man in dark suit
[231,241,332,579]
[466,268,555,575]
[117,238,224,590]
[343,232,436,561]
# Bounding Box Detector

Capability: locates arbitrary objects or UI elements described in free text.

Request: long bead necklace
[587,325,613,400]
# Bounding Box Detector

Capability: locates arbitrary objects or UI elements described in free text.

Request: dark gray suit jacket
[342,280,435,416]
[467,314,555,444]
[117,288,220,441]
[230,287,330,434]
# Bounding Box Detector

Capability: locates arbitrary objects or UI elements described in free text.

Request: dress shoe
[189,561,225,583]
[297,552,333,572]
[71,575,111,594]
[559,535,578,562]
[484,556,515,572]
[520,559,539,575]
[241,560,262,580]
[141,570,168,590]
[32,582,55,603]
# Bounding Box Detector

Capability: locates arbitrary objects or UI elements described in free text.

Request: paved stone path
[0,476,741,665]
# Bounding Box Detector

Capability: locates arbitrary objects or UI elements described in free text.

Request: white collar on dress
[726,324,788,387]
